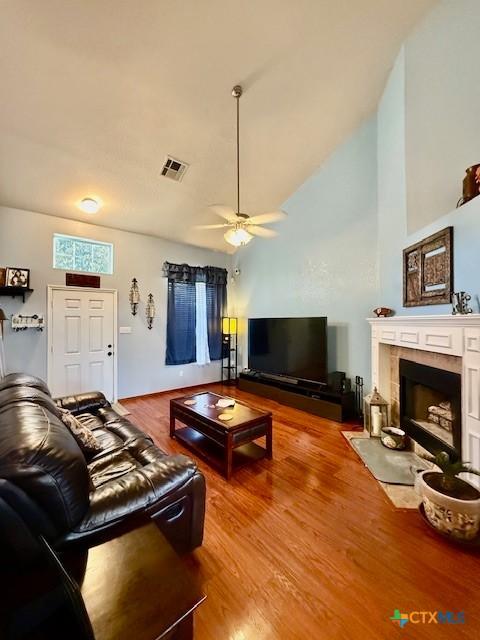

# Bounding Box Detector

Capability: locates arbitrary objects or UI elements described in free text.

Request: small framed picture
[6,267,30,288]
[0,267,5,286]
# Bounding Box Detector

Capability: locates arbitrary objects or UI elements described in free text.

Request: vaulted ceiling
[0,0,435,253]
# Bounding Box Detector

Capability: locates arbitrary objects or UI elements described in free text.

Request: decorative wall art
[403,227,453,307]
[146,293,155,329]
[129,278,140,315]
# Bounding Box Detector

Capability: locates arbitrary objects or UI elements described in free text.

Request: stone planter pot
[418,471,480,541]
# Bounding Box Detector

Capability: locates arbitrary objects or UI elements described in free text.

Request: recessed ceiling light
[79,198,101,214]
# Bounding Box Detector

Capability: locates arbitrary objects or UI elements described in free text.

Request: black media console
[238,371,355,422]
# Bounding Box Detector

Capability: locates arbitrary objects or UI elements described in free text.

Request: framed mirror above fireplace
[400,358,461,461]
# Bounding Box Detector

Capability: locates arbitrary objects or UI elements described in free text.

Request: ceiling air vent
[160,156,189,182]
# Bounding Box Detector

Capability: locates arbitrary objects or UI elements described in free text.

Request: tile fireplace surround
[368,315,480,488]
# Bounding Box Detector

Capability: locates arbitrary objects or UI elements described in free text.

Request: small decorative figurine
[451,292,472,315]
[457,164,480,207]
[373,307,394,318]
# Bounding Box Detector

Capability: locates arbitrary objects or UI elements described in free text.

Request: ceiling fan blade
[247,225,278,238]
[195,223,231,230]
[246,211,287,225]
[209,204,237,221]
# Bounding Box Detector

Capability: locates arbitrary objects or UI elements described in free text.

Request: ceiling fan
[197,85,286,247]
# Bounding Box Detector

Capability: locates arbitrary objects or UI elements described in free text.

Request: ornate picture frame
[403,227,453,307]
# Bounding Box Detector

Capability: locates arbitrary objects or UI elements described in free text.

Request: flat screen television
[248,317,328,384]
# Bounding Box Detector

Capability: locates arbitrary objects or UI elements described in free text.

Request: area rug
[350,437,428,485]
[342,431,429,509]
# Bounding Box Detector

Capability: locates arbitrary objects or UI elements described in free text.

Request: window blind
[165,281,196,365]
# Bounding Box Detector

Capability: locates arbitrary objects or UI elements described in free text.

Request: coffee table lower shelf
[173,426,267,476]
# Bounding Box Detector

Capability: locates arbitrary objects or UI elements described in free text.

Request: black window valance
[163,261,228,286]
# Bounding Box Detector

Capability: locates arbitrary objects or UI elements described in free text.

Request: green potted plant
[417,451,480,541]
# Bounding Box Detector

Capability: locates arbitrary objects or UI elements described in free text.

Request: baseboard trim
[120,380,223,402]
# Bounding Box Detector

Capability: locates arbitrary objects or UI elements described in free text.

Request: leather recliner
[0,373,206,553]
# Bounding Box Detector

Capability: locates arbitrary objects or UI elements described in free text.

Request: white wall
[405,0,480,232]
[0,207,231,398]
[377,43,480,316]
[233,117,378,384]
[377,47,408,308]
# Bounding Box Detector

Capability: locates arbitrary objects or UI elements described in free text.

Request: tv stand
[255,371,300,386]
[238,371,354,422]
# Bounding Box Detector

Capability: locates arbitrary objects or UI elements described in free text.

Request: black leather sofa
[0,373,206,556]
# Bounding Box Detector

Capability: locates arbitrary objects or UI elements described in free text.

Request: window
[165,281,197,365]
[163,262,227,366]
[53,234,114,275]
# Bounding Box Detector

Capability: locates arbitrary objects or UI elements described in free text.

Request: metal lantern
[146,293,155,330]
[129,278,140,315]
[363,387,389,437]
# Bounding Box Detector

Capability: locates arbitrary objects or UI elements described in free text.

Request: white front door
[49,287,116,401]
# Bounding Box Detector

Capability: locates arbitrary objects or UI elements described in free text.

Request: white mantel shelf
[368,314,480,327]
[368,313,480,486]
[367,314,480,359]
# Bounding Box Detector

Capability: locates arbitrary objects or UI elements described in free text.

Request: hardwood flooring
[123,384,480,640]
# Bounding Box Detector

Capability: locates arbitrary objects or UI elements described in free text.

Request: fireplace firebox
[400,359,461,461]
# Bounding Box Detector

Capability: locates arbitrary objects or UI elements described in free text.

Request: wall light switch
[119,326,132,334]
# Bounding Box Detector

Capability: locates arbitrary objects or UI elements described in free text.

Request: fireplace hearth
[400,359,461,460]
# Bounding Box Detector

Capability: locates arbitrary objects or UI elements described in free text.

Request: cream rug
[342,430,423,509]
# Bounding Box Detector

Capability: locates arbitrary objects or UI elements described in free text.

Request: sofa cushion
[71,444,197,535]
[87,428,124,458]
[0,403,90,532]
[76,412,105,431]
[0,373,51,396]
[0,386,61,415]
[55,391,110,415]
[97,407,153,444]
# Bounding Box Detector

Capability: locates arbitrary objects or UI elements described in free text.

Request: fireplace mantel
[368,313,480,327]
[367,314,480,487]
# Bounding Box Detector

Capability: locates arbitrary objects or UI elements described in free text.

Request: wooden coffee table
[170,392,272,479]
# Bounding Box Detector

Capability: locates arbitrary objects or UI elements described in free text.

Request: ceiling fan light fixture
[199,84,285,247]
[224,227,253,247]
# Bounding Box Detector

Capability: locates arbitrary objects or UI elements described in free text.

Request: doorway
[47,286,117,401]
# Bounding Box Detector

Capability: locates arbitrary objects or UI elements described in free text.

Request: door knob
[107,344,112,348]
[107,351,113,356]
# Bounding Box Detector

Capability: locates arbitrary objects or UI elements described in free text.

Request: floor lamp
[221,317,238,384]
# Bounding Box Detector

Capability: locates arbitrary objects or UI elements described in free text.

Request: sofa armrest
[55,392,110,416]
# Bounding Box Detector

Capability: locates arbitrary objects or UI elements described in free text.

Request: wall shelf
[0,286,34,302]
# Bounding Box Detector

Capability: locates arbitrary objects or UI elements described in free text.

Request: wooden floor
[124,384,480,640]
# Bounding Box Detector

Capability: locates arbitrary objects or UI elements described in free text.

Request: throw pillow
[58,407,102,456]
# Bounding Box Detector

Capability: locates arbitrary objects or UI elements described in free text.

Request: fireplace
[400,359,461,460]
